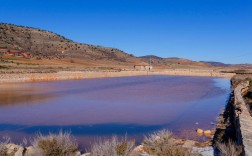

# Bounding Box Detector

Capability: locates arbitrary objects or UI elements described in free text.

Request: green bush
[31,131,78,156]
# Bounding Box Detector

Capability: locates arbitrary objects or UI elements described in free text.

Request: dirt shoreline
[0,69,235,83]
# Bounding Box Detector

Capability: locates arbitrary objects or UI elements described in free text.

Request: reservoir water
[0,75,230,149]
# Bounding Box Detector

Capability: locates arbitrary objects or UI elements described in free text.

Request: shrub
[216,140,242,156]
[31,131,78,156]
[142,130,199,156]
[0,136,10,156]
[90,136,135,156]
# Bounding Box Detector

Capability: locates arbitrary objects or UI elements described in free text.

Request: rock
[15,146,24,156]
[133,145,145,153]
[154,136,161,141]
[192,146,214,156]
[140,154,150,156]
[182,140,196,148]
[211,129,216,135]
[196,129,203,134]
[5,144,24,156]
[133,145,149,156]
[81,153,91,156]
[75,151,81,156]
[25,146,36,156]
[204,130,212,135]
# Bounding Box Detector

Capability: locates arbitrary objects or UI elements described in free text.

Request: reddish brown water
[0,75,230,149]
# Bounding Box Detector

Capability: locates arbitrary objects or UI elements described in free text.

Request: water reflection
[0,91,55,106]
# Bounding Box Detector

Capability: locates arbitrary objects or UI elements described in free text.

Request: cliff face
[0,23,136,63]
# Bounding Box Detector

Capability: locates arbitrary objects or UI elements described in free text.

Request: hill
[139,55,210,68]
[200,61,230,67]
[0,23,139,67]
[0,23,238,70]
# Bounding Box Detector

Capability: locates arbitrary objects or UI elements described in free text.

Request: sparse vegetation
[0,137,10,156]
[90,136,135,156]
[142,130,199,156]
[31,131,78,156]
[231,74,252,88]
[216,140,242,156]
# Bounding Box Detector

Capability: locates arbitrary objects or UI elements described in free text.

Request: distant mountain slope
[200,61,230,67]
[0,23,137,63]
[139,55,210,67]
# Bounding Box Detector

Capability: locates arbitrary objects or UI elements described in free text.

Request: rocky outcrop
[234,82,252,156]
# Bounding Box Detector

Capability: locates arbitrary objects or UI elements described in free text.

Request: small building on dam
[134,62,153,71]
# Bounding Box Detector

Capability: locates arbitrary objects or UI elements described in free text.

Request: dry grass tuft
[216,140,242,156]
[90,136,135,156]
[31,131,78,156]
[0,136,10,156]
[142,130,199,156]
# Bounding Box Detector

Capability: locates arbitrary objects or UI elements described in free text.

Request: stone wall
[234,82,252,156]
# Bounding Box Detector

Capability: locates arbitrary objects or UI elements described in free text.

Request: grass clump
[31,131,78,156]
[0,137,10,156]
[216,140,242,156]
[90,136,135,156]
[142,130,199,156]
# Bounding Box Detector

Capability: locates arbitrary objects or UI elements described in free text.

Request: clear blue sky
[0,0,252,64]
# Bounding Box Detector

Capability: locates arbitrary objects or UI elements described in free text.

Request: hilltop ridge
[0,23,138,65]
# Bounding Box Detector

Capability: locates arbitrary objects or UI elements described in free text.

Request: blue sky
[0,0,252,64]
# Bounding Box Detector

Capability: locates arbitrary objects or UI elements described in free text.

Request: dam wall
[0,69,234,83]
[234,82,252,156]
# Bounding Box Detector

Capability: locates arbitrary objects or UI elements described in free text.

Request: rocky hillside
[1,23,233,69]
[0,23,137,63]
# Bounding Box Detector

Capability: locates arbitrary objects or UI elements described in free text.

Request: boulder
[25,146,36,156]
[196,129,203,134]
[204,130,211,135]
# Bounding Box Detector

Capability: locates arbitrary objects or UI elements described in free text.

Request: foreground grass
[31,131,78,156]
[0,130,204,156]
[216,140,242,156]
[90,136,135,156]
[0,137,10,156]
[143,130,200,156]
